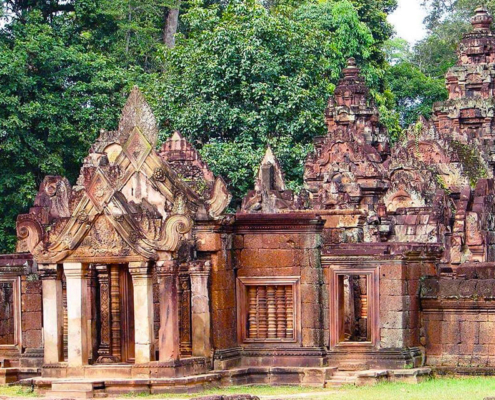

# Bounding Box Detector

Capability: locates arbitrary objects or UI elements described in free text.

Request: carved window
[237,277,300,343]
[0,278,21,349]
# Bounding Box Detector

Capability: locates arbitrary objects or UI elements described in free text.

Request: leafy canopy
[0,0,400,251]
[150,0,392,202]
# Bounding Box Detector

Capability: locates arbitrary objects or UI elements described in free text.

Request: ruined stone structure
[3,7,495,395]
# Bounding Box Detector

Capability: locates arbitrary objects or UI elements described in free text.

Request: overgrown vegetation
[0,0,487,251]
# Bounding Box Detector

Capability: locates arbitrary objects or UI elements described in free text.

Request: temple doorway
[92,263,136,364]
[329,266,379,349]
[337,274,370,343]
[119,265,135,363]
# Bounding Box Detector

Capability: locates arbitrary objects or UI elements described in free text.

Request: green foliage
[0,9,149,253]
[416,0,495,79]
[451,140,489,187]
[0,0,399,249]
[151,0,387,206]
[386,61,448,127]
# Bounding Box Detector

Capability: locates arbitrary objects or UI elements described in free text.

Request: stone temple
[3,7,495,395]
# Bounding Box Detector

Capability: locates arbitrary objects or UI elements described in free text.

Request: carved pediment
[21,87,232,263]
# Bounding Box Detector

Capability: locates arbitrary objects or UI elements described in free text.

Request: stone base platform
[324,367,431,387]
[0,367,41,385]
[327,347,424,369]
[41,358,211,380]
[22,366,432,397]
[27,367,335,397]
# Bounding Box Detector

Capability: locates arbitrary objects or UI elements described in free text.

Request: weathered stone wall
[21,276,43,350]
[0,255,42,365]
[421,269,495,367]
[234,227,324,349]
[196,227,237,352]
[380,260,435,349]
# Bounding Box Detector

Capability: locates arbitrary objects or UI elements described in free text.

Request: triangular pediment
[28,88,227,264]
[66,215,143,262]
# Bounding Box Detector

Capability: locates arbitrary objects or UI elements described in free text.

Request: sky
[388,0,428,45]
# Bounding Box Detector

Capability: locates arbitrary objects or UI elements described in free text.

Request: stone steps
[46,381,105,399]
[324,371,358,387]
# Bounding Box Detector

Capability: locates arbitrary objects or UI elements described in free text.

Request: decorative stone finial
[471,7,493,31]
[342,57,359,78]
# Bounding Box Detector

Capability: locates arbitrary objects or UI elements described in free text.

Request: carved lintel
[63,262,88,279]
[188,260,211,276]
[128,261,150,278]
[39,264,61,280]
[156,260,179,276]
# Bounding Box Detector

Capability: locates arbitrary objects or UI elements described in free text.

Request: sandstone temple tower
[2,7,495,394]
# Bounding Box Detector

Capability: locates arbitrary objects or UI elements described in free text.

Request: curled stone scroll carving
[16,217,43,254]
[207,177,231,218]
[160,215,193,252]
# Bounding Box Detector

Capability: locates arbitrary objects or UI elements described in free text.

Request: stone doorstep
[337,363,369,371]
[325,367,432,387]
[0,368,19,385]
[47,381,105,399]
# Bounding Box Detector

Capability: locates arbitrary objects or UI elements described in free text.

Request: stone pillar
[129,262,154,364]
[96,265,117,363]
[109,264,122,362]
[63,262,88,367]
[40,264,63,364]
[157,261,180,361]
[190,261,212,357]
[87,265,98,364]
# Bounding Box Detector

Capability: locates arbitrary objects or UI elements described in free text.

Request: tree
[150,0,391,203]
[0,0,399,251]
[386,61,447,127]
[416,1,495,78]
[0,10,150,253]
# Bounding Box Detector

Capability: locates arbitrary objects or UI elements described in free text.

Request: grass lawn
[3,376,495,399]
[0,385,38,397]
[122,377,495,400]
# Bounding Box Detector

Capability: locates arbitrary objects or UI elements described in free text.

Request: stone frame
[0,276,22,351]
[328,265,380,350]
[236,276,301,345]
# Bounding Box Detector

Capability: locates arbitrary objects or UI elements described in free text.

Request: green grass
[0,385,38,397]
[3,376,495,399]
[120,377,495,400]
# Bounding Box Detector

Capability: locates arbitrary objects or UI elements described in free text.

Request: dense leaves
[0,6,149,252]
[0,0,402,251]
[151,0,390,201]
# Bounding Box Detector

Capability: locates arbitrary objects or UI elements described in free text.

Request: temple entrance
[119,265,135,363]
[93,263,136,364]
[329,266,378,349]
[337,274,370,343]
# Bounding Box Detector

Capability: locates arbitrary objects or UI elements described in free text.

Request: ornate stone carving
[152,167,167,182]
[241,147,295,213]
[160,214,193,252]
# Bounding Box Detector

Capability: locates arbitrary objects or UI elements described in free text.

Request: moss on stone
[451,140,488,188]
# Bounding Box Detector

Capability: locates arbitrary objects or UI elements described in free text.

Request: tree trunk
[163,2,181,48]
